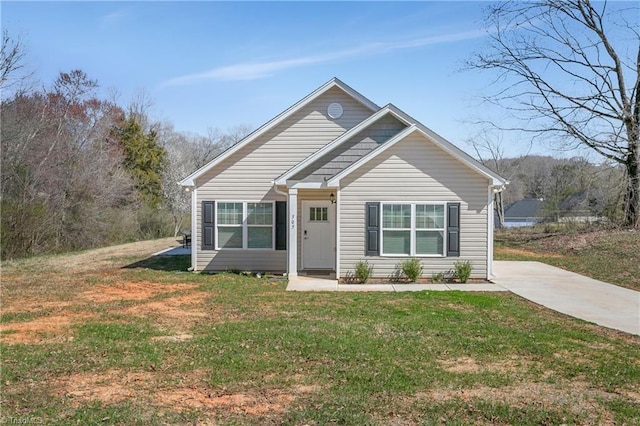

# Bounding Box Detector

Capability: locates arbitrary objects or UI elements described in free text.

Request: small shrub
[399,258,423,282]
[453,260,473,283]
[354,260,374,283]
[431,272,445,283]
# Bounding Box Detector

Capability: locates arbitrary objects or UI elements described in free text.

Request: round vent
[327,102,343,119]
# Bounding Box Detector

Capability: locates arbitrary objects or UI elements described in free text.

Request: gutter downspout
[488,183,507,279]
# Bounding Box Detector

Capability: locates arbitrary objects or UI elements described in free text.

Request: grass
[1,238,639,424]
[495,224,640,291]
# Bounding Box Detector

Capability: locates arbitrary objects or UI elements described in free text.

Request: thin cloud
[100,9,128,29]
[161,28,487,87]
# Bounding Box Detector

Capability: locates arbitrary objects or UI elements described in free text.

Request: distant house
[557,191,605,223]
[502,198,544,228]
[180,78,507,281]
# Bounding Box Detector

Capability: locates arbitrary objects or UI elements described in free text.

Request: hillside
[495,226,640,291]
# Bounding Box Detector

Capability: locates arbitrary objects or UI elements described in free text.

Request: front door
[302,200,335,269]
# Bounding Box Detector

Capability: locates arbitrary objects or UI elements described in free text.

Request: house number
[290,214,296,230]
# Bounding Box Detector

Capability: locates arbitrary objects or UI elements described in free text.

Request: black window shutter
[365,202,380,256]
[275,201,287,250]
[202,201,215,251]
[447,202,460,257]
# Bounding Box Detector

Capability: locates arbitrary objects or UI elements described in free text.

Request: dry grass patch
[0,312,95,344]
[419,380,617,424]
[57,369,158,407]
[1,280,207,345]
[438,356,531,374]
[496,246,567,259]
[153,388,295,415]
[82,281,195,304]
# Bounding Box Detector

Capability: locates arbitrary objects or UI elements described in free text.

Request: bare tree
[467,127,510,228]
[468,0,640,226]
[0,30,33,95]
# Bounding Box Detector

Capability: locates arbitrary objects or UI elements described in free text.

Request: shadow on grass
[122,255,191,272]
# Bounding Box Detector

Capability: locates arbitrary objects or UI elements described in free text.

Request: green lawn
[1,240,639,424]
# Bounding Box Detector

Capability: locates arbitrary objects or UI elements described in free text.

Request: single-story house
[501,198,545,228]
[180,78,507,280]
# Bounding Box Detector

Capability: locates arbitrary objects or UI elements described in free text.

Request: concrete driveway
[493,261,640,336]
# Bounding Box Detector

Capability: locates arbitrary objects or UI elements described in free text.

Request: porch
[285,187,339,278]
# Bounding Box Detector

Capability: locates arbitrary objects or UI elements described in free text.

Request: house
[180,78,507,280]
[502,198,545,228]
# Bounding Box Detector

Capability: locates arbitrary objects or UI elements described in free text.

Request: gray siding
[339,131,491,279]
[291,115,406,182]
[195,87,373,271]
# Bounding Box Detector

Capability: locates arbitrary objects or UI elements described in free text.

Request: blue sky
[2,1,553,157]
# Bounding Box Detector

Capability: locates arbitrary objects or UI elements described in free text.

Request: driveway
[493,261,640,336]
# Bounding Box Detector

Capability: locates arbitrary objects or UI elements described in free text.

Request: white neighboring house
[180,78,507,281]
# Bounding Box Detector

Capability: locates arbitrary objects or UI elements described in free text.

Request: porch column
[287,188,298,277]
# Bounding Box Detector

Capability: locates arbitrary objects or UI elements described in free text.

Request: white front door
[302,200,335,269]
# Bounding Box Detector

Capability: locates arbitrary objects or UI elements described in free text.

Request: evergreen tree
[117,116,166,208]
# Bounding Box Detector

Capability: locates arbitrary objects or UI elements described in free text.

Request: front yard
[1,238,639,424]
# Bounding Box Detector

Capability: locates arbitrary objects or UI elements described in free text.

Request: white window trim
[380,202,447,257]
[215,201,276,251]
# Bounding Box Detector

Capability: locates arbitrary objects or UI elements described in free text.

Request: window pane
[383,204,411,228]
[217,202,243,225]
[248,203,272,225]
[416,204,444,229]
[309,207,328,222]
[218,226,242,248]
[383,230,411,254]
[248,227,272,248]
[416,230,444,255]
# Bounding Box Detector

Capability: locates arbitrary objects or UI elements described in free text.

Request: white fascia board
[180,77,379,187]
[290,181,330,189]
[327,125,418,186]
[275,105,413,185]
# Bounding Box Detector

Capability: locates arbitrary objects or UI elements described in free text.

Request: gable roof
[504,198,544,219]
[179,78,380,187]
[277,102,507,187]
[274,104,410,185]
[325,123,507,187]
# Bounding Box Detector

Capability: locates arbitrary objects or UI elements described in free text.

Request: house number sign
[290,214,296,230]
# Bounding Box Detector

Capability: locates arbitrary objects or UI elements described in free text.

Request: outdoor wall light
[329,193,336,204]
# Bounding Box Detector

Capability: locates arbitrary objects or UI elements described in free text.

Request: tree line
[492,155,624,224]
[1,33,251,259]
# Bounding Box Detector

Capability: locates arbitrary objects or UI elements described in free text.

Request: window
[381,203,446,256]
[247,202,273,248]
[216,202,274,250]
[382,204,411,255]
[217,202,243,249]
[309,206,328,222]
[415,204,444,255]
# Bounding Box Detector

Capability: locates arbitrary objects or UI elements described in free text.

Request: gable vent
[327,102,343,119]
